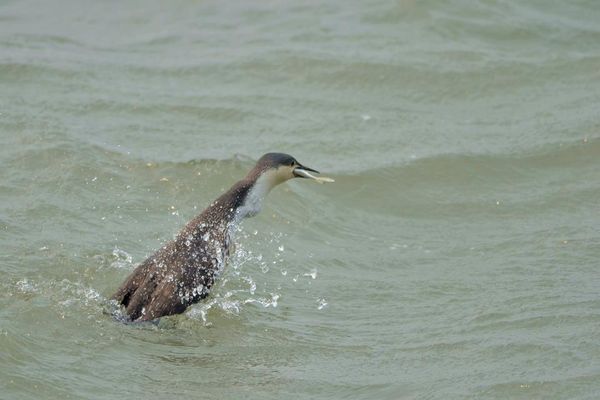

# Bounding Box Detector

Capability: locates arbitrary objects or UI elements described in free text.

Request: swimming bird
[112,153,333,322]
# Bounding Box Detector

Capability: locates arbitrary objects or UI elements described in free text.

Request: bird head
[251,152,333,187]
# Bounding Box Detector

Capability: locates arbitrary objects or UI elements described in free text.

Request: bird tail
[111,261,153,321]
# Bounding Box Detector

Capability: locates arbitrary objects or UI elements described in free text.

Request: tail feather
[111,261,154,320]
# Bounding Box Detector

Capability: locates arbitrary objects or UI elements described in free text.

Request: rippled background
[2,0,600,398]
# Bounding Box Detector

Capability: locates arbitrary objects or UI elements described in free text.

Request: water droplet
[317,298,328,310]
[304,268,318,279]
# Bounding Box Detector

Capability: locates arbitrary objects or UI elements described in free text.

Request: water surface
[1,0,600,399]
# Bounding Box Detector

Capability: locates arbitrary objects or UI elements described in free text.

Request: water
[1,0,600,398]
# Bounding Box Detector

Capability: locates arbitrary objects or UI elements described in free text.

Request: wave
[350,137,600,177]
[67,135,600,176]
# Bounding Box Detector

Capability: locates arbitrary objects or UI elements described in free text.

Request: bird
[111,153,333,322]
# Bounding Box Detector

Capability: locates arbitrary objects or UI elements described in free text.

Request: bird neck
[181,170,284,250]
[235,173,276,220]
[195,168,284,239]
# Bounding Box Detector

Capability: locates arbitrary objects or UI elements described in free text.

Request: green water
[2,0,600,398]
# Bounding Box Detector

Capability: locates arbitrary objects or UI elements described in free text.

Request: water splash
[304,268,318,280]
[110,247,133,269]
[317,298,328,310]
[58,279,103,309]
[183,228,298,325]
[15,279,37,294]
[103,226,322,325]
[244,293,280,308]
[12,276,109,319]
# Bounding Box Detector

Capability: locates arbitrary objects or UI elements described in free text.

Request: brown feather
[112,179,252,321]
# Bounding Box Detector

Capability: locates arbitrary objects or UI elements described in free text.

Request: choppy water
[2,0,600,398]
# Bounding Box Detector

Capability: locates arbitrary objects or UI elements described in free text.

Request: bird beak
[293,164,335,183]
[294,164,319,177]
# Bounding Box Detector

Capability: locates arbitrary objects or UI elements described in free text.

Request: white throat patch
[236,171,279,220]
